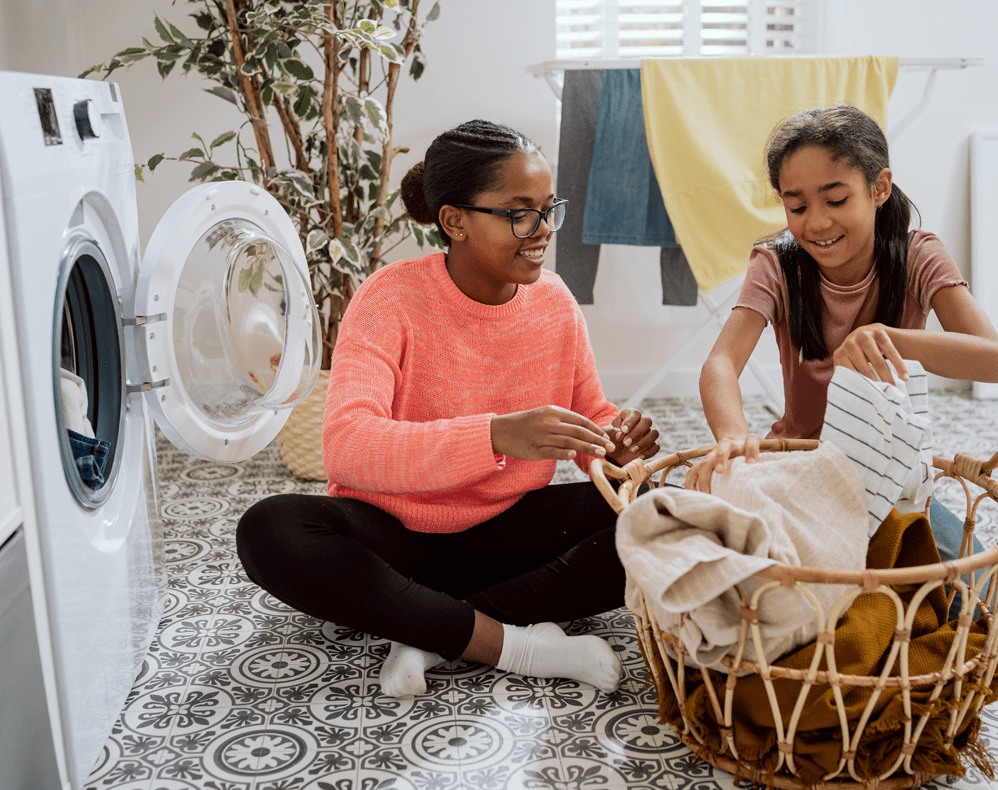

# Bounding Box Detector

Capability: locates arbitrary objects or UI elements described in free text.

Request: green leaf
[249,262,264,296]
[192,12,214,31]
[409,56,425,81]
[204,85,240,106]
[157,60,177,79]
[168,22,194,47]
[359,19,376,35]
[426,1,440,22]
[342,96,363,127]
[154,15,175,44]
[188,161,220,181]
[282,58,314,81]
[178,146,205,161]
[364,98,384,130]
[306,229,328,252]
[134,164,146,183]
[293,85,314,117]
[210,131,237,149]
[147,153,166,171]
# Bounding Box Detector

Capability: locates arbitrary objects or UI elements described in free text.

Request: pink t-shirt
[736,230,968,440]
[322,252,618,533]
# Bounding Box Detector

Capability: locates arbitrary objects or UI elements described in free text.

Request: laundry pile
[614,358,998,784]
[616,359,937,668]
[617,440,869,669]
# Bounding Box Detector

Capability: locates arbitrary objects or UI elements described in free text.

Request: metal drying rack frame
[528,56,986,412]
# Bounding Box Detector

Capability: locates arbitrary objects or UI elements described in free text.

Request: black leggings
[235,482,624,660]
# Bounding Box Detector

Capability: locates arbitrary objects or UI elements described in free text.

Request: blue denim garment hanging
[68,429,110,488]
[582,68,677,247]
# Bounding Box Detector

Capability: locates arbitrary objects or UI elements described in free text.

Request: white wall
[2,0,996,401]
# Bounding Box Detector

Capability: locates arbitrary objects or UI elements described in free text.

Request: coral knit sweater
[322,252,618,533]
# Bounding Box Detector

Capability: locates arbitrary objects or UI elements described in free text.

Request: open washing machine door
[134,180,321,461]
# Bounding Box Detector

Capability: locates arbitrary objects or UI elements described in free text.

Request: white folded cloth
[59,368,95,438]
[616,441,869,669]
[821,360,934,536]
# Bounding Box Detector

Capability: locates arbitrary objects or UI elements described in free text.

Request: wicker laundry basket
[592,440,998,790]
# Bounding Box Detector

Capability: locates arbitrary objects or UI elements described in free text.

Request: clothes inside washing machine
[59,366,110,488]
[59,310,110,488]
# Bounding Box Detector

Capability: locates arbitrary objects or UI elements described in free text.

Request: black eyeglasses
[457,198,568,238]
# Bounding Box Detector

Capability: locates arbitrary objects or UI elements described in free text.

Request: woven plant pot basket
[276,368,329,481]
[592,441,998,790]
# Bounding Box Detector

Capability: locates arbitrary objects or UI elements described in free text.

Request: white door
[134,180,321,459]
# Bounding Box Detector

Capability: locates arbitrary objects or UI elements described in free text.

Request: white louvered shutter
[555,0,815,59]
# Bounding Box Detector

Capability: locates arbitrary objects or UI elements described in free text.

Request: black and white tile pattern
[84,392,998,790]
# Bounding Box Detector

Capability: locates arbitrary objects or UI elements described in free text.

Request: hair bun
[400,161,433,224]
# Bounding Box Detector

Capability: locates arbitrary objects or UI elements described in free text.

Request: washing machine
[0,71,321,790]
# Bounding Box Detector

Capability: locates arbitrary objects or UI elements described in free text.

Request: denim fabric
[582,69,676,248]
[929,496,990,620]
[555,69,603,304]
[68,429,109,488]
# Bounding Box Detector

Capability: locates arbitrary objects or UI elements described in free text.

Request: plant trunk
[322,5,344,239]
[224,0,275,176]
[370,0,421,272]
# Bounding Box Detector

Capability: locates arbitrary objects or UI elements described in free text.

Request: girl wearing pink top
[237,120,659,697]
[686,105,998,613]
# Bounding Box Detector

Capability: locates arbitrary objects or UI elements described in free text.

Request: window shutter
[555,0,811,60]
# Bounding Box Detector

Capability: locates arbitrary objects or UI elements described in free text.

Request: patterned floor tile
[83,392,998,790]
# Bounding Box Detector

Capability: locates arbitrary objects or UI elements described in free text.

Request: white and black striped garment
[821,360,934,537]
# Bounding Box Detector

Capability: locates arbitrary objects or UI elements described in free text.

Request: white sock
[495,622,622,692]
[378,642,444,697]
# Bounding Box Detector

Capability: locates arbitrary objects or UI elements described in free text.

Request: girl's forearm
[700,356,752,441]
[889,328,998,383]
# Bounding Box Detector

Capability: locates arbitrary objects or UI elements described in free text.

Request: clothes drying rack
[528,56,985,412]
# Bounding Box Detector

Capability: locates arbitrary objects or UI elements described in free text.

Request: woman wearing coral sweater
[237,119,659,697]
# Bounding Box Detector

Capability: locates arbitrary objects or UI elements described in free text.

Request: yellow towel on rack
[640,56,898,293]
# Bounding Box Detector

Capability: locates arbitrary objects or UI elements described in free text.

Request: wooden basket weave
[592,441,998,790]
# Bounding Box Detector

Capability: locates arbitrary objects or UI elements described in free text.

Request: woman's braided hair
[401,119,540,240]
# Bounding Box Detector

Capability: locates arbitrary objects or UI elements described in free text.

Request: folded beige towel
[616,441,869,668]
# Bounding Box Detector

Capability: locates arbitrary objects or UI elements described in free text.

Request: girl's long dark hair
[761,105,919,361]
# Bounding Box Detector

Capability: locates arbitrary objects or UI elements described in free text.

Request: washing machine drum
[134,180,322,462]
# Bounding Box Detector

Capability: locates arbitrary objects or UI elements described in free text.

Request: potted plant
[84,0,443,479]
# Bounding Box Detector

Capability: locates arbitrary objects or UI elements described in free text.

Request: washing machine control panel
[73,99,101,140]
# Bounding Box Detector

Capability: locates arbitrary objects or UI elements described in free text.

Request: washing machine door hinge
[122,313,167,326]
[126,378,170,395]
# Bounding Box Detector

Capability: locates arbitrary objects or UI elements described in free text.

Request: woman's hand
[684,433,760,494]
[605,408,660,465]
[832,323,908,385]
[491,406,615,461]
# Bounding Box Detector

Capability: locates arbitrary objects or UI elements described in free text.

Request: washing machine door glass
[135,181,321,461]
